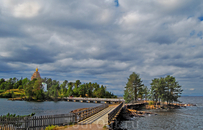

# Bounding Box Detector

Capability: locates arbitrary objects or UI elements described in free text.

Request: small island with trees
[124,72,186,110]
[0,68,117,101]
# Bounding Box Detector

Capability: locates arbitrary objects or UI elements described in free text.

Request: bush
[3,92,12,98]
[148,101,155,105]
[45,125,58,130]
[11,91,16,98]
[69,122,73,125]
[20,93,24,98]
[18,85,23,90]
[0,90,4,93]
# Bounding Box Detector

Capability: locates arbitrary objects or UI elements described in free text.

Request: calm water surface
[120,96,203,130]
[0,98,100,116]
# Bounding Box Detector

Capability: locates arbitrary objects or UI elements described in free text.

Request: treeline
[124,72,183,104]
[0,77,117,101]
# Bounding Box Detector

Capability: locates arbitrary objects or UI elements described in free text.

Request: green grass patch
[148,101,155,105]
[45,125,58,130]
[0,89,25,98]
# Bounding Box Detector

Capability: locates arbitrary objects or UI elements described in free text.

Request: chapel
[31,67,41,80]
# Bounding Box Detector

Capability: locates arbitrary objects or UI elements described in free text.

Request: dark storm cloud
[149,35,175,44]
[0,0,203,95]
[0,45,55,64]
[0,27,23,38]
[168,62,195,68]
[0,63,13,71]
[0,19,26,38]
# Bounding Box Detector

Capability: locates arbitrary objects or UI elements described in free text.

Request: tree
[11,91,15,99]
[0,78,5,85]
[22,78,30,89]
[32,78,44,100]
[0,82,6,90]
[142,86,149,101]
[164,75,183,104]
[46,78,52,90]
[150,78,160,103]
[150,75,183,105]
[78,84,86,97]
[124,72,144,103]
[25,84,33,101]
[67,82,74,97]
[75,80,81,88]
[60,80,68,96]
[48,84,59,100]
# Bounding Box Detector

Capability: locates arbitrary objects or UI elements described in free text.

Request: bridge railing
[74,103,109,122]
[65,97,125,102]
[0,113,75,130]
[108,102,123,124]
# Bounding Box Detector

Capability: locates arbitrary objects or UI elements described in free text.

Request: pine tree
[124,72,144,103]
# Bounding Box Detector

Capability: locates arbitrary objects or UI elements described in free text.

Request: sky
[0,0,203,96]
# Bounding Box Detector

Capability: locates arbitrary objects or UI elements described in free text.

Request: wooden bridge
[0,103,124,130]
[64,97,125,104]
[77,102,124,128]
[0,101,148,129]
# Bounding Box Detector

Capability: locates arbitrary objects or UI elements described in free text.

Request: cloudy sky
[0,0,203,96]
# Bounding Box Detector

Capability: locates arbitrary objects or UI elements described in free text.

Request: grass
[45,125,58,130]
[148,101,155,105]
[0,89,25,98]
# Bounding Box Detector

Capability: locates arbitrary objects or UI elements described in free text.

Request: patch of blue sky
[190,30,195,36]
[115,0,119,7]
[197,31,202,37]
[198,16,203,21]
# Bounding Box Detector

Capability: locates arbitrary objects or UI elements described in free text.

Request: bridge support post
[95,101,101,103]
[105,101,111,104]
[111,101,118,104]
[88,101,94,103]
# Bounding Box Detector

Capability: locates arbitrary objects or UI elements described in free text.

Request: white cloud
[0,0,41,18]
[13,2,40,18]
[0,0,203,96]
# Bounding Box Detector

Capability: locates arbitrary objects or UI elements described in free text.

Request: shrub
[20,93,24,98]
[11,91,16,98]
[0,90,4,93]
[69,122,73,125]
[148,101,155,105]
[18,85,23,90]
[3,92,12,98]
[45,125,58,130]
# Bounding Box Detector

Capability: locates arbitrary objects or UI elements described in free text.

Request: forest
[0,77,117,101]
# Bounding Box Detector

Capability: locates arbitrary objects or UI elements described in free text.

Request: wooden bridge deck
[78,105,118,125]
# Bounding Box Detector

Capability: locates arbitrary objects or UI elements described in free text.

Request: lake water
[120,96,203,130]
[1,97,203,129]
[0,98,100,116]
